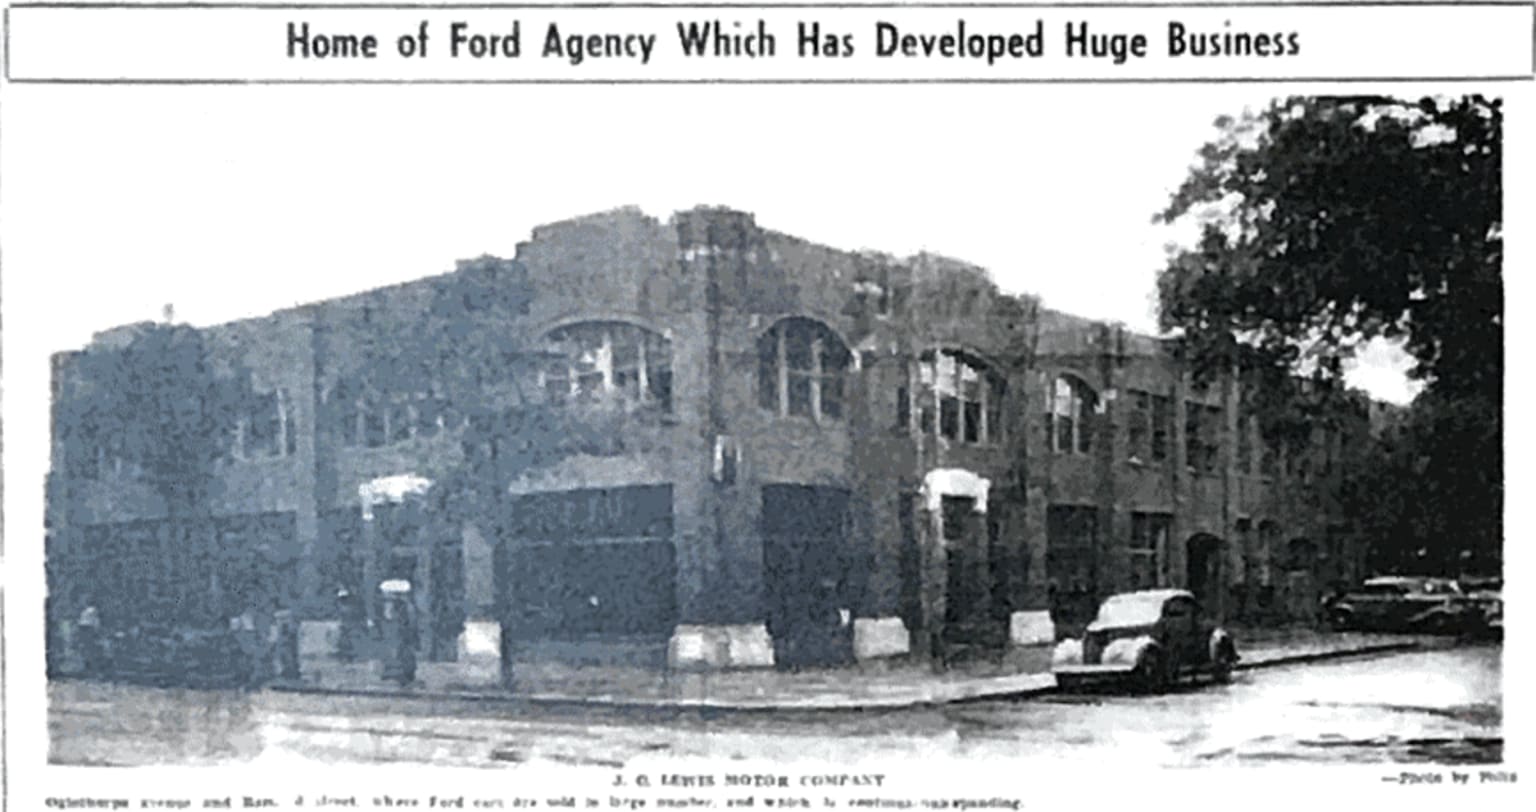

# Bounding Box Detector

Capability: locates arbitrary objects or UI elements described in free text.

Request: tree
[60,322,235,624]
[1156,95,1502,572]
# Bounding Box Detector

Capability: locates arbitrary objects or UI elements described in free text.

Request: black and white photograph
[0,1,1528,806]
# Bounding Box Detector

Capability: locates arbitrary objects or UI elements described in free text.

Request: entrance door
[762,485,852,669]
[1186,534,1222,609]
[941,496,996,648]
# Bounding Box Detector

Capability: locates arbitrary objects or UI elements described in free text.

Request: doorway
[762,485,852,669]
[1186,533,1223,609]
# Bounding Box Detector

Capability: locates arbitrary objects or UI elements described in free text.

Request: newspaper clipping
[1,0,1530,810]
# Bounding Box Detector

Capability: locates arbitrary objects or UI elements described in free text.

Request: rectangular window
[248,392,282,457]
[757,334,777,411]
[896,385,910,433]
[963,400,982,443]
[1055,412,1075,454]
[1185,405,1202,472]
[1127,391,1150,462]
[1204,405,1223,473]
[389,400,413,444]
[1130,512,1171,589]
[415,394,440,438]
[612,334,641,400]
[1151,395,1172,462]
[940,395,961,440]
[1260,436,1279,477]
[649,365,673,413]
[363,404,387,448]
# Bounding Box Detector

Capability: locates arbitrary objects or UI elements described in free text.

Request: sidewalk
[270,629,1424,713]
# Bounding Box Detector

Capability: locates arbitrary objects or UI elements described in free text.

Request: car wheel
[1212,643,1237,684]
[1133,648,1167,694]
[1328,611,1353,632]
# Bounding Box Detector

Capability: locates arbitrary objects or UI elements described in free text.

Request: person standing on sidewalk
[77,604,102,678]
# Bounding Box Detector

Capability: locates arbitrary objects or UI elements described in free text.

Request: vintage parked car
[1325,576,1478,634]
[1052,589,1239,693]
[1458,576,1503,640]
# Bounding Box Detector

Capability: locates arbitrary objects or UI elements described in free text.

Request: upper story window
[757,318,850,422]
[331,380,462,450]
[1185,402,1222,474]
[542,321,673,413]
[231,388,297,460]
[1126,389,1173,464]
[1047,375,1097,455]
[903,349,1005,444]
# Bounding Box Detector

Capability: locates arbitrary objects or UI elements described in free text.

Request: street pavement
[270,628,1424,711]
[46,640,1499,768]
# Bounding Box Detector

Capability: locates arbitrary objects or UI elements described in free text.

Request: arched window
[906,349,1006,444]
[1047,375,1097,454]
[757,318,850,422]
[541,321,672,413]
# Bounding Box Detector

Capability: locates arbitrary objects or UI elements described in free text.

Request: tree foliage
[1157,95,1500,397]
[63,323,231,516]
[1157,95,1502,572]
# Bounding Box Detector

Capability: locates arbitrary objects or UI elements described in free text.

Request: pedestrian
[77,604,102,678]
[336,588,364,661]
[272,607,300,681]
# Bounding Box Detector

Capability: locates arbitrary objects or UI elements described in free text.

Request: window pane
[364,407,386,448]
[545,370,569,405]
[649,366,673,413]
[896,386,910,432]
[960,362,981,401]
[1056,415,1074,453]
[1129,392,1149,460]
[333,394,357,447]
[820,341,849,373]
[1152,396,1172,461]
[758,330,778,411]
[576,370,604,400]
[788,373,812,417]
[250,393,280,456]
[416,396,440,438]
[613,366,641,399]
[390,401,413,443]
[821,374,843,420]
[963,400,981,443]
[1052,378,1075,416]
[940,395,960,439]
[1076,414,1093,454]
[785,324,814,372]
[612,331,639,371]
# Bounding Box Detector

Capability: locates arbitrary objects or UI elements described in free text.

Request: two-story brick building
[45,206,1370,673]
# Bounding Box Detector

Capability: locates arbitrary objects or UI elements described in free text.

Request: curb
[1232,640,1421,672]
[268,640,1421,714]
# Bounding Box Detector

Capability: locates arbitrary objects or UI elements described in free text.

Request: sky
[2,84,1430,405]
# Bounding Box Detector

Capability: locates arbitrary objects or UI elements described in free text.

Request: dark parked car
[103,623,259,689]
[1052,589,1239,693]
[1325,576,1477,634]
[1458,576,1503,640]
